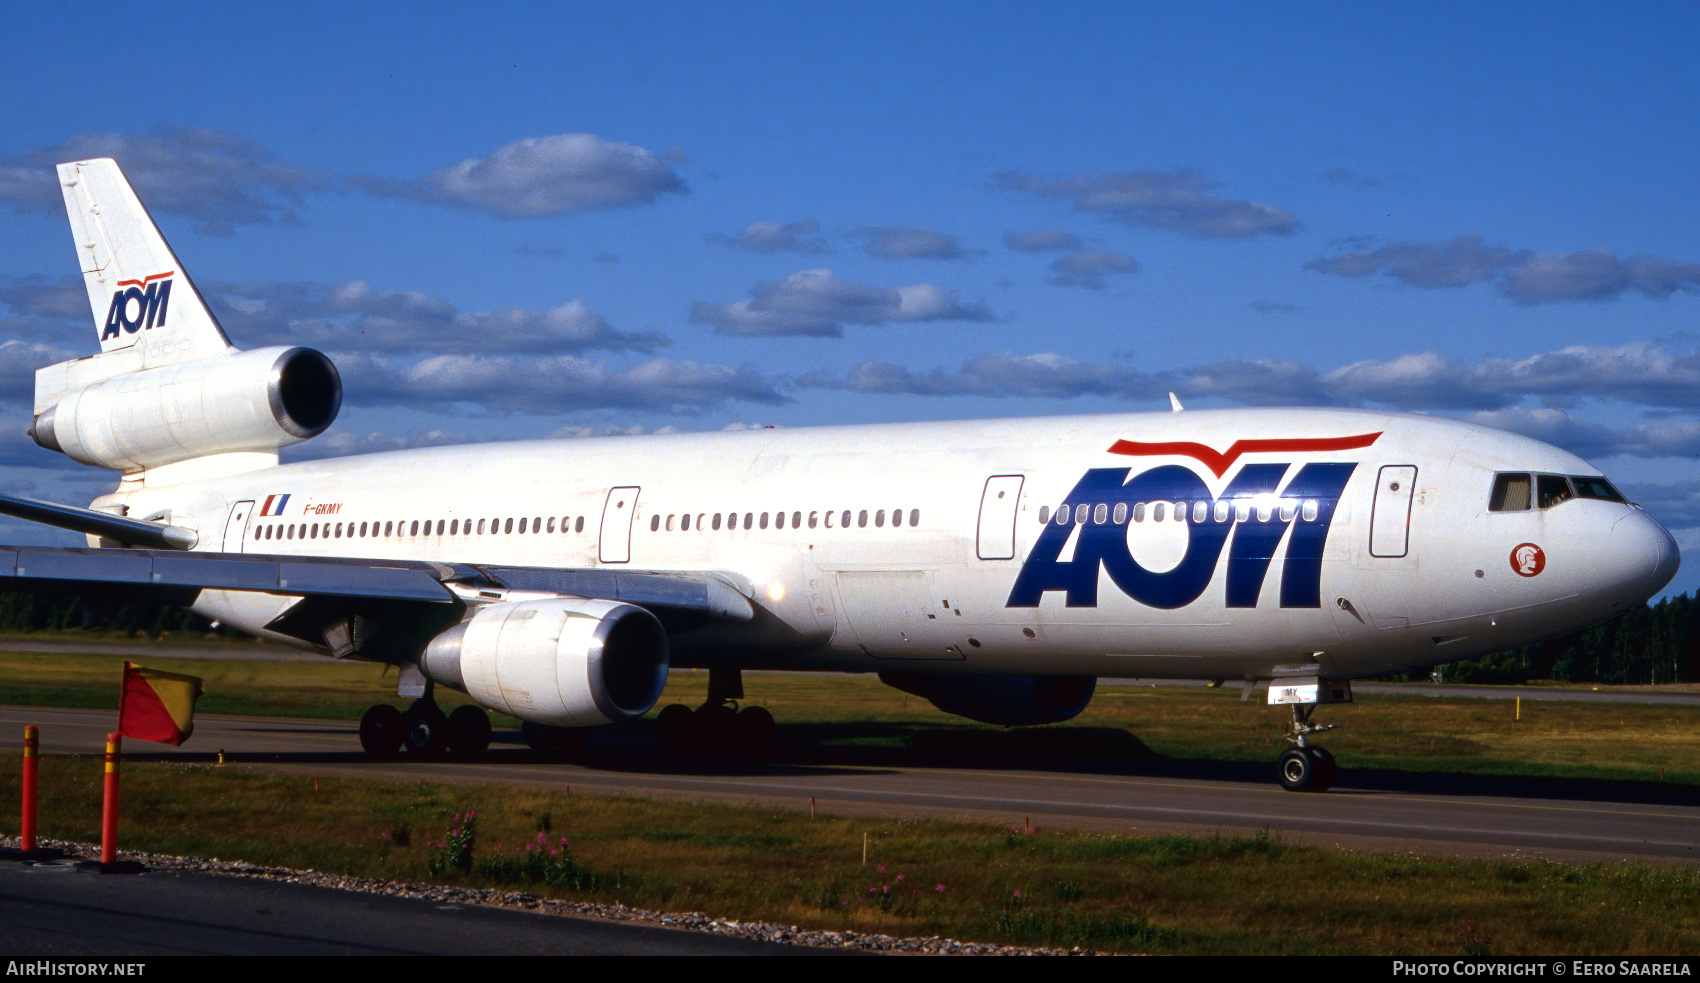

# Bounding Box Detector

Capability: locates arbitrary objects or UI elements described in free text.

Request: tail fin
[57,158,232,366]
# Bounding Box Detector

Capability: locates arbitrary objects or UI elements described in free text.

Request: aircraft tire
[1307,746,1337,791]
[446,705,492,758]
[1277,747,1322,792]
[401,705,450,757]
[693,703,739,755]
[655,703,694,755]
[359,704,405,758]
[735,705,776,759]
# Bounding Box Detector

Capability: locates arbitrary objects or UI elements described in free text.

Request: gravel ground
[1,836,1097,955]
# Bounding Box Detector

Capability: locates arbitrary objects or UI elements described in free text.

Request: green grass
[6,757,1698,955]
[2,647,1698,786]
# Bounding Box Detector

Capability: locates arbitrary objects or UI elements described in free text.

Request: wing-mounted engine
[419,597,670,728]
[30,346,340,472]
[879,672,1096,726]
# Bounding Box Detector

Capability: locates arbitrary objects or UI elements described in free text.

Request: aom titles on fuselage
[2,158,1678,792]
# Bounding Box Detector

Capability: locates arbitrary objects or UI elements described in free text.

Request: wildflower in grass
[936,884,946,893]
[379,831,389,841]
[896,874,904,882]
[882,884,890,894]
[1013,889,1022,898]
[877,863,886,872]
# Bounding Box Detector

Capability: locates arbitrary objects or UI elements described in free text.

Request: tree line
[0,589,1695,685]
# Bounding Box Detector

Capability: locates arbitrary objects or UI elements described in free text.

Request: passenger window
[890,509,901,528]
[1538,474,1574,509]
[384,521,393,537]
[713,513,723,530]
[1214,500,1229,523]
[575,517,584,533]
[1488,473,1532,512]
[437,520,445,535]
[666,515,675,531]
[910,509,919,526]
[1279,501,1296,523]
[682,514,692,531]
[504,518,514,534]
[1192,501,1207,524]
[1054,506,1069,525]
[1256,503,1272,523]
[546,517,555,533]
[1092,504,1107,524]
[825,510,835,528]
[1133,502,1146,523]
[809,511,819,528]
[760,512,770,529]
[1153,503,1166,522]
[1038,506,1051,524]
[1074,504,1089,524]
[533,516,542,531]
[650,515,660,532]
[449,519,458,535]
[793,511,802,528]
[841,510,852,527]
[876,509,886,527]
[519,518,528,534]
[475,519,485,534]
[559,516,569,532]
[1234,501,1250,523]
[1302,500,1319,522]
[1112,503,1127,524]
[858,510,869,528]
[775,512,785,529]
[744,512,754,529]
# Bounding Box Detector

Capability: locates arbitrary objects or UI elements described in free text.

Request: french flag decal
[260,494,291,516]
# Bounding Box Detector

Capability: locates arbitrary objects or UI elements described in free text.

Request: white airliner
[0,159,1679,792]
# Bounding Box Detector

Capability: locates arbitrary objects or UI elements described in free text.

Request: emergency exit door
[1369,466,1417,558]
[976,475,1025,559]
[599,486,641,563]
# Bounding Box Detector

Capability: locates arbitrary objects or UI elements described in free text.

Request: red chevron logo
[1106,432,1383,477]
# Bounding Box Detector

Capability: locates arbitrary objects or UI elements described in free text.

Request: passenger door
[599,486,641,563]
[1369,465,1417,558]
[222,500,255,553]
[975,475,1025,560]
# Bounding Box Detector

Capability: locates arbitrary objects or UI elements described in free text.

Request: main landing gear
[1277,703,1338,793]
[359,686,492,760]
[654,667,776,759]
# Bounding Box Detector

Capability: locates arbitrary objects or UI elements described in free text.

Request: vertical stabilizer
[57,158,233,367]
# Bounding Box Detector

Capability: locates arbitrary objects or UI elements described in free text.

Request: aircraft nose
[1607,508,1681,602]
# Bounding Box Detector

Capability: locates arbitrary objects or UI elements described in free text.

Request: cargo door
[1369,465,1417,558]
[975,474,1025,560]
[598,486,641,563]
[222,500,254,553]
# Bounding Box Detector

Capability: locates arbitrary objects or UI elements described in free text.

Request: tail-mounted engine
[419,597,670,728]
[30,346,340,472]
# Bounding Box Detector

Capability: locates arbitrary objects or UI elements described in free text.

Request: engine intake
[879,672,1096,726]
[31,346,340,470]
[420,598,669,728]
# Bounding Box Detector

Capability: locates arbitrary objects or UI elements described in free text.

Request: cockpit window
[1571,476,1626,503]
[1489,473,1531,512]
[1537,474,1574,509]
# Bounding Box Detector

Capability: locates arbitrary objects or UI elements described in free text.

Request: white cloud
[997,169,1299,238]
[709,219,826,253]
[690,268,993,337]
[368,134,687,217]
[1047,250,1140,289]
[861,227,966,259]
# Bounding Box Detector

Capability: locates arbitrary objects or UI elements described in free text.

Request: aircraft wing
[0,543,754,657]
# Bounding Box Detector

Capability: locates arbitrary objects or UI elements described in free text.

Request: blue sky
[1,1,1698,595]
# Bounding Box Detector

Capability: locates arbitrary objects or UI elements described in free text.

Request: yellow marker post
[1515,696,1520,723]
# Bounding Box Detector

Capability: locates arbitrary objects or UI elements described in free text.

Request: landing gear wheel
[359,704,404,758]
[693,703,739,755]
[446,705,492,758]
[735,705,776,759]
[401,705,450,757]
[1278,747,1335,792]
[655,703,694,754]
[1307,746,1337,791]
[522,721,591,756]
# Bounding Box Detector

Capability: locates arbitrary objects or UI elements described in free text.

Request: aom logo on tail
[1007,432,1381,611]
[101,271,174,341]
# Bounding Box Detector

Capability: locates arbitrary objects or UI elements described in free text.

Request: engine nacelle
[420,598,670,728]
[879,672,1096,726]
[31,346,340,471]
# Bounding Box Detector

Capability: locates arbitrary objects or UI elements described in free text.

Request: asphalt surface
[7,704,1698,866]
[1103,678,1700,706]
[0,859,806,956]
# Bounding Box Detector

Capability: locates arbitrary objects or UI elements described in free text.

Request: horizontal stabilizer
[0,492,198,550]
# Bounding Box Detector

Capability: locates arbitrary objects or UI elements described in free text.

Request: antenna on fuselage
[1168,392,1185,412]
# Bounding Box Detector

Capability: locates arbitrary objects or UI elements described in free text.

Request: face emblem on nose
[1511,543,1546,577]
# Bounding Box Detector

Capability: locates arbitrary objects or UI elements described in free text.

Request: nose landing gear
[1269,678,1350,792]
